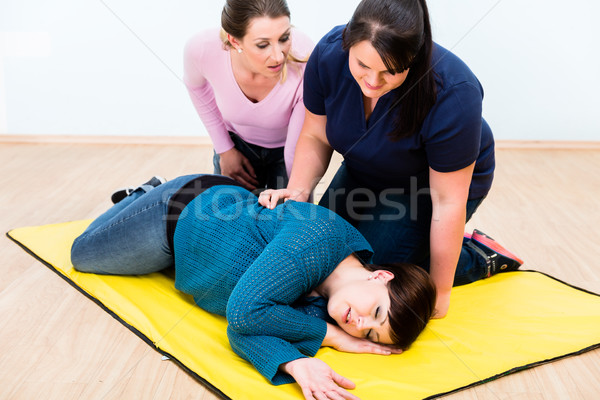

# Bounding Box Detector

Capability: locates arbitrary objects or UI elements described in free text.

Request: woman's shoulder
[307,25,347,73]
[319,25,346,46]
[290,28,315,61]
[313,25,346,56]
[432,43,483,94]
[184,28,226,60]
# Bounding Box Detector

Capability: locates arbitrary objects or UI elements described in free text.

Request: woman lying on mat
[71,174,436,400]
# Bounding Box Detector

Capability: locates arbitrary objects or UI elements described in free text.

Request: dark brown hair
[365,262,436,349]
[342,0,437,140]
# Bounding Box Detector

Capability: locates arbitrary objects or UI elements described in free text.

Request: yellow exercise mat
[7,220,600,400]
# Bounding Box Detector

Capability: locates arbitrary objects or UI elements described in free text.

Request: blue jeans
[213,132,288,190]
[71,175,201,275]
[318,164,487,286]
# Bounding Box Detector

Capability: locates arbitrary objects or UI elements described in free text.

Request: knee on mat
[70,235,98,273]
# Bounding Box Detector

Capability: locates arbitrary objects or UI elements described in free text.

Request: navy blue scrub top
[303,25,495,199]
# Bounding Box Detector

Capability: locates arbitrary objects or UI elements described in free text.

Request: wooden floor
[0,142,599,400]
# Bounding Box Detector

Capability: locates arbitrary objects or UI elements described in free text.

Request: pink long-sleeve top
[183,28,314,175]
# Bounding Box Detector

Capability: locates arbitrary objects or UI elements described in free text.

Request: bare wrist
[287,188,311,203]
[219,147,237,158]
[280,358,302,375]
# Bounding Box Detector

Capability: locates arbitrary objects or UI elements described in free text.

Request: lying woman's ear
[371,270,395,282]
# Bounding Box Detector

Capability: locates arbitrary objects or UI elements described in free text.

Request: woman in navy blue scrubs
[259,0,523,318]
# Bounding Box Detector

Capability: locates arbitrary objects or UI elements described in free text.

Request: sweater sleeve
[225,201,372,384]
[227,328,307,385]
[227,292,330,385]
[183,33,234,153]
[225,242,329,384]
[225,212,357,384]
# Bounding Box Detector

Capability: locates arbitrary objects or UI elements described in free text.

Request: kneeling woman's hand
[258,188,310,209]
[323,323,403,355]
[281,358,360,400]
[219,147,259,190]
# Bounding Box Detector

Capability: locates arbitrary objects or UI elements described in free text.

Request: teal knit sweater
[173,185,372,384]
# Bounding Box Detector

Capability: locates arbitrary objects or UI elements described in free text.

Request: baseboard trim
[0,134,213,146]
[0,134,598,150]
[495,140,600,150]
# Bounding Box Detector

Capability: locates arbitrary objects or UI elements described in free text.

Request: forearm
[321,322,342,348]
[428,163,474,317]
[280,358,300,376]
[285,109,332,199]
[287,132,332,198]
[284,99,308,177]
[429,202,466,316]
[322,322,400,355]
[228,327,307,385]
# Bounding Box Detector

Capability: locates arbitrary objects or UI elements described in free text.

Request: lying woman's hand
[258,188,310,209]
[281,358,360,400]
[323,323,403,355]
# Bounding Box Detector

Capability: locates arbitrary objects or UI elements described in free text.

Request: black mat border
[7,228,600,400]
[6,229,231,400]
[423,271,600,399]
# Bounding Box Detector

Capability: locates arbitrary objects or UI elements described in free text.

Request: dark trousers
[318,163,488,286]
[213,132,288,190]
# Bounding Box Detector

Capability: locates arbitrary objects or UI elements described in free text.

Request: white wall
[1,0,598,140]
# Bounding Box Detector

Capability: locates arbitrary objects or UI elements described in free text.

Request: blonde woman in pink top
[184,0,314,191]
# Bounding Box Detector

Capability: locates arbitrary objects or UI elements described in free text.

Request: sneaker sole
[111,187,134,204]
[472,232,524,265]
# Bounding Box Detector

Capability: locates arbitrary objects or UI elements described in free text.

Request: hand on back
[257,188,310,209]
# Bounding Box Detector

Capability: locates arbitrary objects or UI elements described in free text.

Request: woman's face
[348,40,410,99]
[327,270,394,344]
[234,16,292,77]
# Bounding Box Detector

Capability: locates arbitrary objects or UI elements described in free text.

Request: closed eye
[358,60,396,76]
